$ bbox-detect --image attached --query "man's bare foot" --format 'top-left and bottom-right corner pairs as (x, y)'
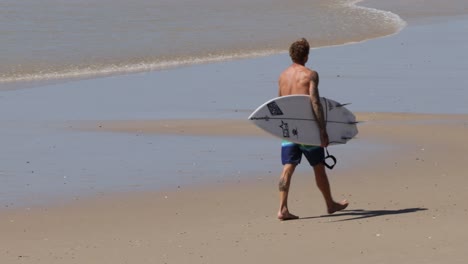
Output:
(277, 211), (299, 221)
(327, 200), (349, 214)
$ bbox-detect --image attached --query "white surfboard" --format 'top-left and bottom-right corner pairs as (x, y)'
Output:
(248, 95), (358, 145)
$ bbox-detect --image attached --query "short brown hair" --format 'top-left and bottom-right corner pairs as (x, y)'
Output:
(289, 38), (310, 64)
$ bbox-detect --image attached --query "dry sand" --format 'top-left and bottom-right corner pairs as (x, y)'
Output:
(1, 112), (468, 263)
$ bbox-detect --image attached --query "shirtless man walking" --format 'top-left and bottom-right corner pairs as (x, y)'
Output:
(277, 38), (348, 220)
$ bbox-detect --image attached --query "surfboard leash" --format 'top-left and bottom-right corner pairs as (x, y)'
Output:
(323, 147), (337, 170)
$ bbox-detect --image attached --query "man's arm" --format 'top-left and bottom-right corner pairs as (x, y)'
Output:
(278, 80), (282, 97)
(309, 71), (329, 147)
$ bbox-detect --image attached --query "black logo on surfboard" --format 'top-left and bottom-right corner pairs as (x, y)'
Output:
(279, 121), (290, 138)
(267, 101), (284, 116)
(292, 128), (298, 138)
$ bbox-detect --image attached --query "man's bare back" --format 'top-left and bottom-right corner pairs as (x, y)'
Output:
(278, 64), (317, 97)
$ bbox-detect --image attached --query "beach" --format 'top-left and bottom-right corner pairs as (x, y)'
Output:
(1, 112), (468, 263)
(1, 0), (468, 263)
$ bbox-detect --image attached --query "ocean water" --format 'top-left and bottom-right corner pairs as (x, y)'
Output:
(0, 0), (405, 84)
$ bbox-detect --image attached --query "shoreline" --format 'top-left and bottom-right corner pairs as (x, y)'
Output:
(73, 112), (468, 136)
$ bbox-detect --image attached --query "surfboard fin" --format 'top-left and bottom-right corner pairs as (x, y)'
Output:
(330, 141), (346, 144)
(336, 103), (351, 107)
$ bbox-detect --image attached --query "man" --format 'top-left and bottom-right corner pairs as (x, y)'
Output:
(277, 38), (348, 220)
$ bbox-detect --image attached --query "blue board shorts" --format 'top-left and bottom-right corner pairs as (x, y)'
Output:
(281, 140), (325, 166)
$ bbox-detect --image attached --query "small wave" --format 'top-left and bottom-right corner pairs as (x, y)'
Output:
(0, 49), (281, 84)
(0, 0), (407, 85)
(347, 0), (407, 32)
(309, 0), (407, 49)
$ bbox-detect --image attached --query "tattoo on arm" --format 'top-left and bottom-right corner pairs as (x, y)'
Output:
(310, 72), (326, 133)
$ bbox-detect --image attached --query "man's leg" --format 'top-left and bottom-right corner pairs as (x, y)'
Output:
(313, 163), (349, 214)
(278, 163), (299, 220)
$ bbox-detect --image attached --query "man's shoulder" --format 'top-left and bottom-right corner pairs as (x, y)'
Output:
(295, 65), (316, 77)
(279, 66), (293, 78)
(307, 68), (318, 82)
(305, 67), (318, 75)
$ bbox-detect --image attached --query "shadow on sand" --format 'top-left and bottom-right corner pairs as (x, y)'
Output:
(298, 207), (428, 222)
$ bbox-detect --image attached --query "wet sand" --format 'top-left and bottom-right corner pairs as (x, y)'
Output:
(1, 112), (468, 263)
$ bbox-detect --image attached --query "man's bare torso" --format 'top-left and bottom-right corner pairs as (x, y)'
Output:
(278, 64), (317, 97)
